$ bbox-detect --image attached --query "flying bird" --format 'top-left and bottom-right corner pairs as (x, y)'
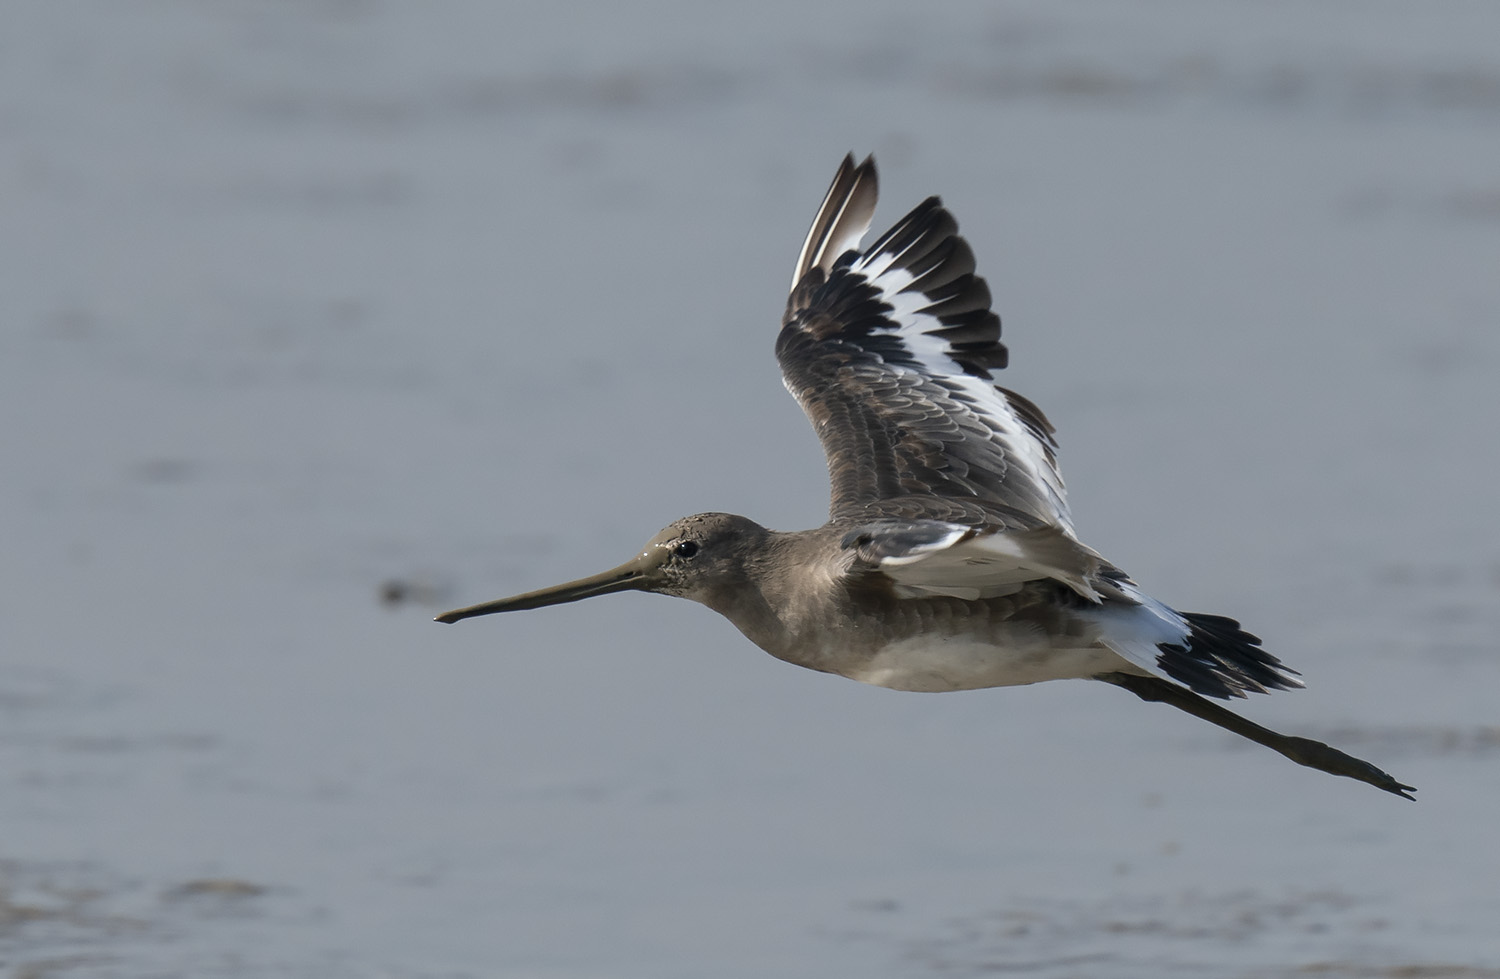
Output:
(438, 155), (1414, 799)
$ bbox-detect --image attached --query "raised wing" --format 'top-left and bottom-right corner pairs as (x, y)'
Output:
(777, 155), (1072, 530)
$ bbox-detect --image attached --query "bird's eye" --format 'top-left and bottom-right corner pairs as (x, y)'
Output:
(674, 540), (700, 559)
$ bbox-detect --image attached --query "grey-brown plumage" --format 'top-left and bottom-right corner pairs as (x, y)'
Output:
(437, 155), (1414, 800)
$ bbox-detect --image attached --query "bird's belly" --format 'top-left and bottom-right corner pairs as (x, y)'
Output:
(838, 633), (1131, 693)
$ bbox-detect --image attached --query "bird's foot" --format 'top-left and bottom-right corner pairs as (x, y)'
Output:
(1280, 735), (1416, 800)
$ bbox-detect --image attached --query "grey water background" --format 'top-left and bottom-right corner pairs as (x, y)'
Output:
(4, 2), (1500, 976)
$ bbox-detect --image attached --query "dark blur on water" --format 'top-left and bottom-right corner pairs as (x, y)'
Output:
(4, 2), (1500, 976)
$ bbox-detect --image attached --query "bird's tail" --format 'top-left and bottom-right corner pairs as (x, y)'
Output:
(1086, 579), (1303, 700)
(1157, 610), (1302, 699)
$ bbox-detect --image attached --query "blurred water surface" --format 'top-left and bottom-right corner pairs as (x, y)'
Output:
(4, 2), (1499, 976)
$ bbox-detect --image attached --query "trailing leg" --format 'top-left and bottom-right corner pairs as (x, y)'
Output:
(1097, 672), (1415, 799)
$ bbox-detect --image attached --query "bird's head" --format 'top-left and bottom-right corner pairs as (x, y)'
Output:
(435, 512), (771, 623)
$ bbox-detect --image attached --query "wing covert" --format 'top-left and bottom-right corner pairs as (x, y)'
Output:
(841, 518), (1103, 602)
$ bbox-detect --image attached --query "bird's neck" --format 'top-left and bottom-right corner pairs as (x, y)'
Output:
(698, 529), (853, 671)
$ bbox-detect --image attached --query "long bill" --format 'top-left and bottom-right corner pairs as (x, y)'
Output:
(434, 554), (655, 624)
